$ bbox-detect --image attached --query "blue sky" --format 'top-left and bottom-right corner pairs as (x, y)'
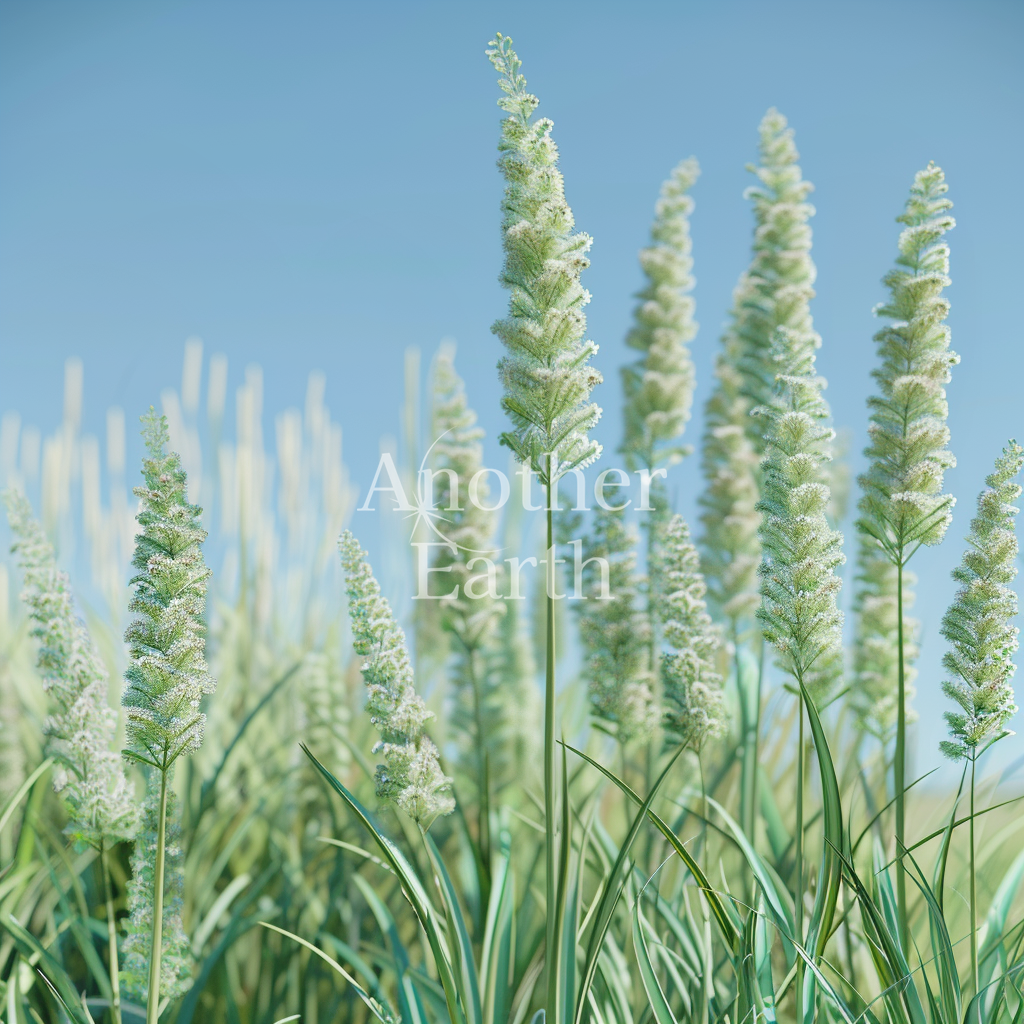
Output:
(2, 0), (1023, 772)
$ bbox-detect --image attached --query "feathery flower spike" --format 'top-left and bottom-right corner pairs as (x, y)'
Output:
(121, 411), (215, 773)
(340, 530), (454, 826)
(756, 332), (845, 690)
(857, 162), (958, 558)
(735, 109), (820, 452)
(940, 441), (1023, 760)
(575, 506), (659, 745)
(4, 490), (138, 849)
(698, 109), (818, 624)
(621, 158), (700, 473)
(487, 32), (603, 484)
(659, 515), (724, 751)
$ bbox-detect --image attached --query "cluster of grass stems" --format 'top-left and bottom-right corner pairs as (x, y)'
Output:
(1, 33), (1023, 1024)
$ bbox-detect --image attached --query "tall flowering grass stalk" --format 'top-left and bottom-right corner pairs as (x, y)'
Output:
(487, 34), (603, 1022)
(339, 529), (454, 827)
(575, 506), (658, 747)
(940, 440), (1023, 996)
(699, 109), (818, 838)
(856, 162), (957, 943)
(735, 109), (819, 454)
(620, 158), (700, 475)
(659, 515), (724, 754)
(756, 326), (844, 1019)
(621, 158), (701, 705)
(5, 490), (139, 1024)
(120, 410), (215, 1024)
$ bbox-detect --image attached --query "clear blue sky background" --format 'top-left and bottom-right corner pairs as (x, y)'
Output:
(2, 0), (1023, 774)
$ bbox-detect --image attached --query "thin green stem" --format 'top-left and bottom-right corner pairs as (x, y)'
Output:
(698, 754), (711, 1024)
(101, 843), (123, 1024)
(544, 483), (558, 1024)
(146, 770), (169, 1024)
(466, 645), (492, 901)
(795, 691), (805, 1023)
(970, 754), (978, 1007)
(895, 558), (908, 951)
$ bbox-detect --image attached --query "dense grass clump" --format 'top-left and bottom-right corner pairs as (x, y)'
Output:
(1, 33), (1022, 1024)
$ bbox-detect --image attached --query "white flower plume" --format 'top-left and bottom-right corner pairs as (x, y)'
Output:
(487, 32), (603, 484)
(621, 158), (700, 472)
(121, 411), (216, 773)
(339, 529), (454, 826)
(659, 515), (725, 752)
(857, 162), (958, 559)
(940, 441), (1023, 760)
(4, 490), (138, 849)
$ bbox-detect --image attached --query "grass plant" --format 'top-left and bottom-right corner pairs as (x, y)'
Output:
(0, 32), (1022, 1024)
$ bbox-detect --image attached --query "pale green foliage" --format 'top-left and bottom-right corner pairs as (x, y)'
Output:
(621, 158), (700, 472)
(857, 163), (958, 558)
(487, 33), (603, 484)
(121, 411), (215, 773)
(4, 490), (138, 849)
(575, 506), (658, 745)
(122, 777), (192, 1002)
(658, 515), (724, 751)
(852, 537), (919, 740)
(940, 441), (1023, 760)
(756, 335), (845, 686)
(339, 530), (454, 826)
(735, 109), (819, 451)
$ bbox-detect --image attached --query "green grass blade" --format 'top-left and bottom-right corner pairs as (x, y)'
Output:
(260, 921), (395, 1023)
(0, 759), (53, 841)
(425, 832), (483, 1024)
(632, 889), (679, 1024)
(4, 915), (90, 1024)
(564, 742), (739, 954)
(480, 845), (514, 1024)
(353, 873), (429, 1024)
(571, 745), (685, 1024)
(302, 743), (467, 1024)
(797, 676), (843, 963)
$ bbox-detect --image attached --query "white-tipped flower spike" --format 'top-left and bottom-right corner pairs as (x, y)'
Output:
(121, 411), (215, 772)
(857, 163), (958, 558)
(621, 158), (700, 473)
(487, 33), (603, 484)
(756, 333), (845, 688)
(121, 782), (192, 1001)
(4, 491), (138, 849)
(852, 537), (919, 740)
(659, 515), (724, 752)
(940, 441), (1024, 760)
(339, 530), (454, 826)
(735, 109), (819, 452)
(575, 507), (658, 745)
(698, 109), (817, 626)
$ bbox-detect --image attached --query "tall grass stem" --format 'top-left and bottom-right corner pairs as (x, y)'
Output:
(544, 485), (557, 1024)
(146, 771), (169, 1024)
(896, 558), (908, 950)
(101, 844), (122, 1024)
